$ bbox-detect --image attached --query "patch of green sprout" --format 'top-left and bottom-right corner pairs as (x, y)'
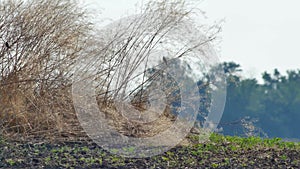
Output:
(5, 159), (16, 166)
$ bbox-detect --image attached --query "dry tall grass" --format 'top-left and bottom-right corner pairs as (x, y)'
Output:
(0, 0), (219, 143)
(0, 0), (93, 141)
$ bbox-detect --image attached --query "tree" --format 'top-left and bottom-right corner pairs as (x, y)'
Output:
(219, 67), (300, 138)
(215, 62), (267, 137)
(259, 69), (300, 138)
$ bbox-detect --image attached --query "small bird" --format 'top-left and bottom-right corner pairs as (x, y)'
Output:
(162, 56), (168, 65)
(5, 41), (10, 49)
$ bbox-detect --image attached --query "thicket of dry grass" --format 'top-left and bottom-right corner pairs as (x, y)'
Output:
(0, 0), (93, 140)
(0, 0), (218, 142)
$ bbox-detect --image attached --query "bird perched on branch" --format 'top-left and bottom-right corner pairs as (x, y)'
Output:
(0, 37), (11, 49)
(163, 56), (168, 65)
(5, 41), (11, 49)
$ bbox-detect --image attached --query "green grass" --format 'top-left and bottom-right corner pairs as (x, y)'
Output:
(0, 134), (299, 168)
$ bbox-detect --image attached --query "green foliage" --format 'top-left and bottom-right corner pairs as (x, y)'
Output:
(5, 159), (16, 166)
(216, 62), (300, 139)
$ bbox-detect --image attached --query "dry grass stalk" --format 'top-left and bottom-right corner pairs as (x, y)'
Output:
(0, 0), (93, 140)
(0, 0), (219, 144)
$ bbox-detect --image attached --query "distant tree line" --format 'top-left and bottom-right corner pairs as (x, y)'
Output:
(135, 59), (300, 139)
(209, 62), (300, 139)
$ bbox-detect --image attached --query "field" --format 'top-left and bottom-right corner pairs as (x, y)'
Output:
(1, 133), (299, 168)
(1, 0), (300, 168)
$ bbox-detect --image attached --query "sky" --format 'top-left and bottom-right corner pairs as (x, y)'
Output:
(85, 0), (300, 81)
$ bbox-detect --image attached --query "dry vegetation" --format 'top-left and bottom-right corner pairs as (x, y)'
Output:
(0, 0), (92, 140)
(1, 1), (299, 168)
(0, 0), (218, 143)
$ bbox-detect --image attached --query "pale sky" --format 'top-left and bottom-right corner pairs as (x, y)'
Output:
(86, 0), (300, 81)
